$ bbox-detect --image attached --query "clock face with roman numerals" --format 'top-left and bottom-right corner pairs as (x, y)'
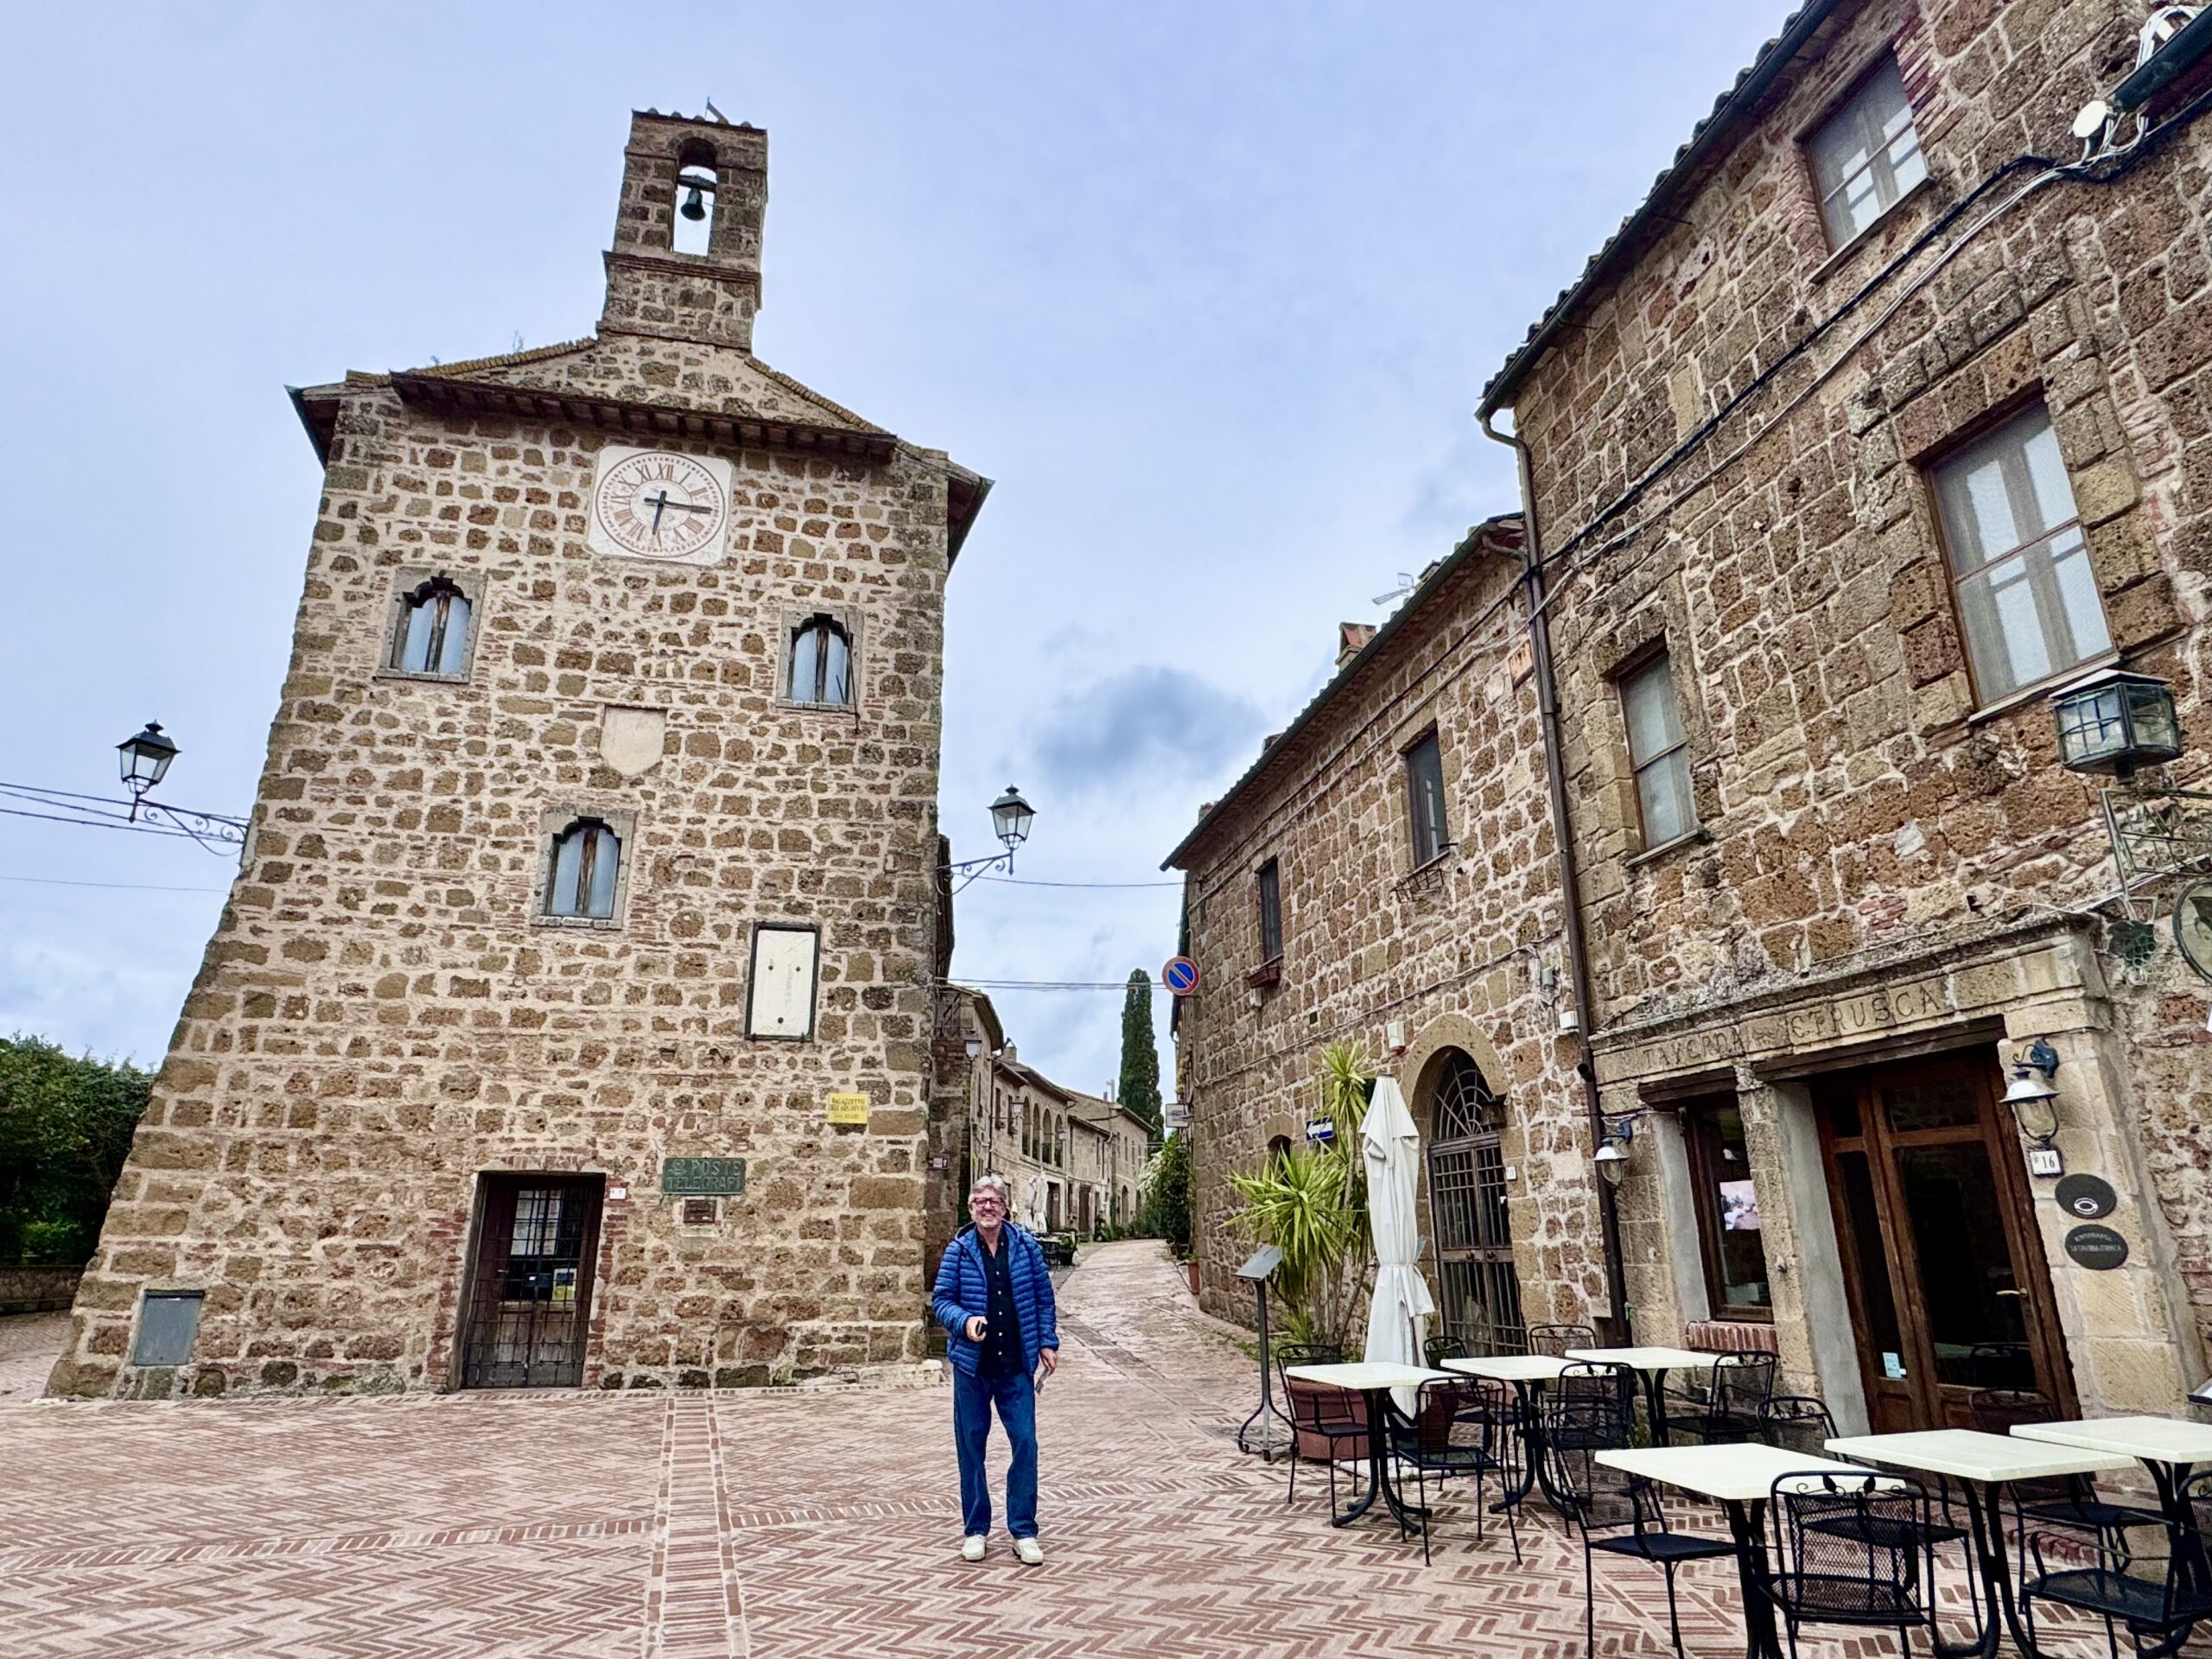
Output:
(588, 447), (732, 564)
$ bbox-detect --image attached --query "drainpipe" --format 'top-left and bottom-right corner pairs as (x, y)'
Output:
(1480, 408), (1633, 1345)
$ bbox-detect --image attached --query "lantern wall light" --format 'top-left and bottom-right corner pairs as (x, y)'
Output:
(2052, 668), (2183, 779)
(943, 785), (1039, 893)
(2000, 1038), (2062, 1147)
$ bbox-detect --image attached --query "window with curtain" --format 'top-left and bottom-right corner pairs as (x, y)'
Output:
(391, 578), (473, 677)
(1620, 652), (1696, 849)
(545, 818), (621, 919)
(788, 615), (853, 707)
(1932, 402), (2110, 702)
(1808, 57), (1926, 247)
(1405, 731), (1450, 867)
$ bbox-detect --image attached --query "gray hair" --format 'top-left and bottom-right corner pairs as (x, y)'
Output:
(969, 1173), (1011, 1205)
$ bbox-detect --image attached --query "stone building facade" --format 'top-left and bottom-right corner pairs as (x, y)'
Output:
(1069, 1092), (1152, 1231)
(1478, 0), (2212, 1433)
(1174, 0), (2212, 1434)
(1166, 518), (1605, 1345)
(48, 111), (987, 1399)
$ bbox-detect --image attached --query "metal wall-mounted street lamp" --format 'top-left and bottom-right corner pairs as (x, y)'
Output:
(2052, 668), (2183, 779)
(2000, 1038), (2063, 1147)
(116, 722), (179, 817)
(944, 785), (1039, 893)
(1594, 1116), (1637, 1185)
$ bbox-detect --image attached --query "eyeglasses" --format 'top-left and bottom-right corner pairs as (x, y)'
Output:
(969, 1196), (1005, 1209)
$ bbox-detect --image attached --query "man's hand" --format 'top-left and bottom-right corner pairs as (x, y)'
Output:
(964, 1315), (987, 1342)
(1039, 1347), (1058, 1376)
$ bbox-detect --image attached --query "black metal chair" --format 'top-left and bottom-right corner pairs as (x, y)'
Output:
(1529, 1322), (1598, 1358)
(1755, 1395), (1837, 1460)
(1663, 1350), (1777, 1445)
(1970, 1387), (2164, 1569)
(1274, 1340), (1343, 1406)
(1281, 1372), (1368, 1520)
(1553, 1360), (1636, 1443)
(1424, 1333), (1470, 1370)
(2019, 1471), (2212, 1659)
(1543, 1392), (1734, 1659)
(1766, 1471), (1940, 1659)
(1389, 1376), (1522, 1565)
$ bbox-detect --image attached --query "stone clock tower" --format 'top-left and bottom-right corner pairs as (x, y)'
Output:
(48, 111), (988, 1398)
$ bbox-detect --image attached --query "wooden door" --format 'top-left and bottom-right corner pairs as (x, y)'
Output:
(459, 1174), (604, 1389)
(1815, 1052), (2072, 1430)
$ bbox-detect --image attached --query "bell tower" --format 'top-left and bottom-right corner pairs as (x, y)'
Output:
(600, 111), (768, 353)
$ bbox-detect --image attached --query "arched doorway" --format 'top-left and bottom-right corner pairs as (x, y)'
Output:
(1424, 1050), (1525, 1354)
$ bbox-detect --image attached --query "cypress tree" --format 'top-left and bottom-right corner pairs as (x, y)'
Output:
(1118, 969), (1163, 1140)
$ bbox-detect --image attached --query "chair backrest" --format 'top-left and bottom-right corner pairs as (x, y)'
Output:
(1528, 1322), (1596, 1358)
(1756, 1395), (1837, 1461)
(1770, 1471), (1934, 1616)
(1284, 1376), (1367, 1437)
(1406, 1376), (1506, 1456)
(1711, 1350), (1778, 1416)
(1967, 1386), (2054, 1435)
(1424, 1334), (1470, 1370)
(1542, 1397), (1650, 1535)
(1274, 1341), (1343, 1402)
(1554, 1359), (1621, 1406)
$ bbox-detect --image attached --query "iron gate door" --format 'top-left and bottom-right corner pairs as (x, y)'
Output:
(459, 1174), (604, 1389)
(1424, 1051), (1525, 1354)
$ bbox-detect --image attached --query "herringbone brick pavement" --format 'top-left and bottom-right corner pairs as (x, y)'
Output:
(0, 1247), (2127, 1657)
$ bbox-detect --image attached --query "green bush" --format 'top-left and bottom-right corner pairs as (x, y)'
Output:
(0, 1036), (151, 1265)
(1140, 1130), (1192, 1257)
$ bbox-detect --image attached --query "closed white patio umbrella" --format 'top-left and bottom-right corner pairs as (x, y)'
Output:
(1360, 1076), (1437, 1412)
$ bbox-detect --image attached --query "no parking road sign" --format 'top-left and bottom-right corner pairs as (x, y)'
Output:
(1162, 956), (1198, 996)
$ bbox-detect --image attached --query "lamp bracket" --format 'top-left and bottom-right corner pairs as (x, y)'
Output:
(2099, 781), (2212, 905)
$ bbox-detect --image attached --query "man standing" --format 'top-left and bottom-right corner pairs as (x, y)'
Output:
(931, 1173), (1058, 1564)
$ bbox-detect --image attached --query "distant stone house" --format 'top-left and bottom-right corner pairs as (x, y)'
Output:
(1070, 1093), (1153, 1231)
(1174, 0), (2212, 1433)
(49, 110), (988, 1399)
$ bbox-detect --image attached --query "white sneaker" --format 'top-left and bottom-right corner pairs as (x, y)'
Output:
(1013, 1535), (1044, 1567)
(960, 1535), (987, 1562)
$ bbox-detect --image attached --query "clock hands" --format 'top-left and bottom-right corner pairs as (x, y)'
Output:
(640, 489), (712, 542)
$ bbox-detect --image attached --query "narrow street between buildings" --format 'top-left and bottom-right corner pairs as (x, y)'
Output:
(0, 1242), (2050, 1656)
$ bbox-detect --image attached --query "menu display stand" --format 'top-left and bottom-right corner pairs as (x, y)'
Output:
(1234, 1245), (1293, 1459)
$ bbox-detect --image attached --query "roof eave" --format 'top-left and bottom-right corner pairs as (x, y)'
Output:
(1160, 513), (1524, 872)
(1478, 0), (1840, 417)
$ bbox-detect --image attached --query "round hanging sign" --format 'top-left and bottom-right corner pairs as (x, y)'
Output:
(1162, 956), (1199, 996)
(2063, 1224), (2130, 1271)
(2053, 1173), (2118, 1220)
(2173, 879), (2212, 983)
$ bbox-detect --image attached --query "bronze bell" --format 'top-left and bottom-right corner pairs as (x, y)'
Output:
(680, 186), (707, 222)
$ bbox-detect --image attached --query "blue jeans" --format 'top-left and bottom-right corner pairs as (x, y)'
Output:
(953, 1366), (1038, 1537)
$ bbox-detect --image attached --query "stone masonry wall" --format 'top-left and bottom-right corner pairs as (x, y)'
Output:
(49, 312), (966, 1397)
(1173, 541), (1603, 1337)
(1503, 0), (2212, 1359)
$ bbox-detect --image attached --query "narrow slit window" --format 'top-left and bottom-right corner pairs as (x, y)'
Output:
(1808, 57), (1927, 247)
(1405, 732), (1450, 867)
(1933, 403), (2110, 702)
(1621, 652), (1696, 849)
(1256, 858), (1283, 963)
(391, 578), (473, 677)
(788, 616), (853, 707)
(672, 158), (717, 257)
(546, 818), (621, 919)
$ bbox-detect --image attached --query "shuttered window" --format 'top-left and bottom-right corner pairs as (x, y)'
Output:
(1405, 732), (1450, 867)
(747, 925), (819, 1039)
(1621, 652), (1696, 849)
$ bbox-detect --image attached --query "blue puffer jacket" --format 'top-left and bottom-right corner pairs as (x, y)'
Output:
(932, 1223), (1058, 1377)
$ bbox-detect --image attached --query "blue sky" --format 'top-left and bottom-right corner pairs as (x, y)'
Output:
(0, 1), (1788, 1094)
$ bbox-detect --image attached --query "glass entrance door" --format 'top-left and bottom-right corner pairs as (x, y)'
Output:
(1815, 1052), (2071, 1430)
(459, 1173), (604, 1389)
(1424, 1050), (1525, 1355)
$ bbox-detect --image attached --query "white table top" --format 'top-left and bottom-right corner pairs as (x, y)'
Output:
(2012, 1415), (2212, 1465)
(1567, 1345), (1713, 1373)
(1599, 1443), (1879, 1503)
(1284, 1362), (1452, 1391)
(1827, 1428), (2133, 1484)
(1442, 1354), (1573, 1382)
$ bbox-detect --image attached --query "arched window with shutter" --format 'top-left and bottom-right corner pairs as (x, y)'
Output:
(391, 577), (474, 677)
(545, 818), (622, 919)
(788, 614), (854, 707)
